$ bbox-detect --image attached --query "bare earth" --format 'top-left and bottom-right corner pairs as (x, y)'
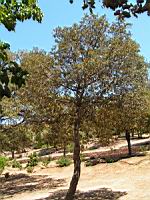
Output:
(1, 140), (150, 200)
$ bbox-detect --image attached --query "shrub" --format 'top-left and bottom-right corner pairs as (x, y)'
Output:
(27, 166), (34, 173)
(140, 145), (149, 154)
(105, 158), (115, 163)
(80, 153), (85, 162)
(67, 143), (74, 153)
(26, 152), (38, 167)
(42, 157), (52, 167)
(85, 158), (99, 167)
(38, 149), (52, 157)
(56, 157), (71, 167)
(85, 157), (106, 167)
(11, 159), (22, 170)
(0, 156), (8, 174)
(88, 145), (99, 150)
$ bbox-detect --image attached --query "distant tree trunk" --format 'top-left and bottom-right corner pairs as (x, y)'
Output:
(125, 130), (132, 156)
(63, 141), (66, 157)
(53, 140), (58, 151)
(11, 150), (15, 159)
(138, 131), (142, 139)
(131, 130), (134, 138)
(65, 107), (81, 200)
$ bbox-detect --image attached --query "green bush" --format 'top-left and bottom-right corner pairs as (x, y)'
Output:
(67, 143), (74, 153)
(33, 143), (43, 149)
(0, 156), (8, 174)
(11, 159), (22, 170)
(42, 157), (52, 167)
(80, 153), (85, 162)
(85, 158), (99, 167)
(88, 145), (99, 150)
(105, 158), (115, 163)
(140, 145), (149, 154)
(27, 166), (34, 173)
(56, 157), (71, 167)
(26, 152), (38, 167)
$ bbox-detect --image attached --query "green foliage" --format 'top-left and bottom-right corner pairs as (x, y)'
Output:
(26, 152), (38, 167)
(42, 157), (52, 167)
(139, 145), (149, 154)
(67, 143), (74, 153)
(80, 153), (85, 162)
(88, 145), (99, 150)
(0, 41), (28, 100)
(26, 166), (34, 173)
(11, 159), (22, 170)
(85, 157), (102, 167)
(0, 156), (8, 174)
(0, 0), (43, 101)
(56, 157), (71, 167)
(85, 160), (93, 167)
(70, 0), (150, 18)
(0, 0), (43, 31)
(0, 125), (31, 156)
(105, 158), (115, 163)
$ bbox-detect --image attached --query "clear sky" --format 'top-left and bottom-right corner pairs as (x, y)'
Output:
(0, 0), (150, 62)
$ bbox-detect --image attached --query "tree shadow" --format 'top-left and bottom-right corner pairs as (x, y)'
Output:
(36, 188), (127, 200)
(0, 173), (65, 197)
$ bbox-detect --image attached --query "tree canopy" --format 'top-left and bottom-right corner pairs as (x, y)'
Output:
(70, 0), (150, 18)
(0, 0), (43, 103)
(0, 0), (43, 31)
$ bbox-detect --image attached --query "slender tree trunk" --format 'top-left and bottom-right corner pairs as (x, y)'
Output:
(53, 140), (58, 151)
(11, 150), (15, 159)
(65, 108), (81, 200)
(138, 131), (142, 139)
(63, 141), (66, 157)
(125, 130), (132, 156)
(132, 130), (134, 138)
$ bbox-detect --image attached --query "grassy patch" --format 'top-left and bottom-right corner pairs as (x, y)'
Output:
(56, 157), (71, 167)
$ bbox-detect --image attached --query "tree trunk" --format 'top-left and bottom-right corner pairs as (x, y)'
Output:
(125, 130), (132, 156)
(63, 141), (66, 157)
(65, 108), (81, 200)
(11, 150), (15, 159)
(131, 130), (134, 138)
(138, 131), (142, 139)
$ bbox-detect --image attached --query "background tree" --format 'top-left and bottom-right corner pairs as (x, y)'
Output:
(0, 124), (31, 159)
(113, 89), (148, 156)
(16, 49), (52, 121)
(16, 49), (72, 151)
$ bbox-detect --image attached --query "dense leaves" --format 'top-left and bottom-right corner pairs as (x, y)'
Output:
(0, 41), (28, 100)
(70, 0), (150, 18)
(0, 0), (43, 101)
(0, 0), (43, 31)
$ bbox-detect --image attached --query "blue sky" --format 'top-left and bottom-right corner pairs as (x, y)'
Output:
(0, 0), (150, 61)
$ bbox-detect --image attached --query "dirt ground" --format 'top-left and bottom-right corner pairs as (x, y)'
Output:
(1, 139), (150, 200)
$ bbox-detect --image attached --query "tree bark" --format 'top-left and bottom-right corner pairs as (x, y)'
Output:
(125, 130), (132, 156)
(65, 108), (81, 200)
(63, 141), (66, 157)
(11, 150), (15, 159)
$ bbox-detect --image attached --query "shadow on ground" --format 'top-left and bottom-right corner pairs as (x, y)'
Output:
(0, 173), (65, 197)
(37, 188), (127, 200)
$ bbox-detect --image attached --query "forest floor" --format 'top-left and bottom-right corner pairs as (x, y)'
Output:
(0, 138), (150, 200)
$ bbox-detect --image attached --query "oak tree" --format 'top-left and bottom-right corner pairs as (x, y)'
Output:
(50, 14), (147, 199)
